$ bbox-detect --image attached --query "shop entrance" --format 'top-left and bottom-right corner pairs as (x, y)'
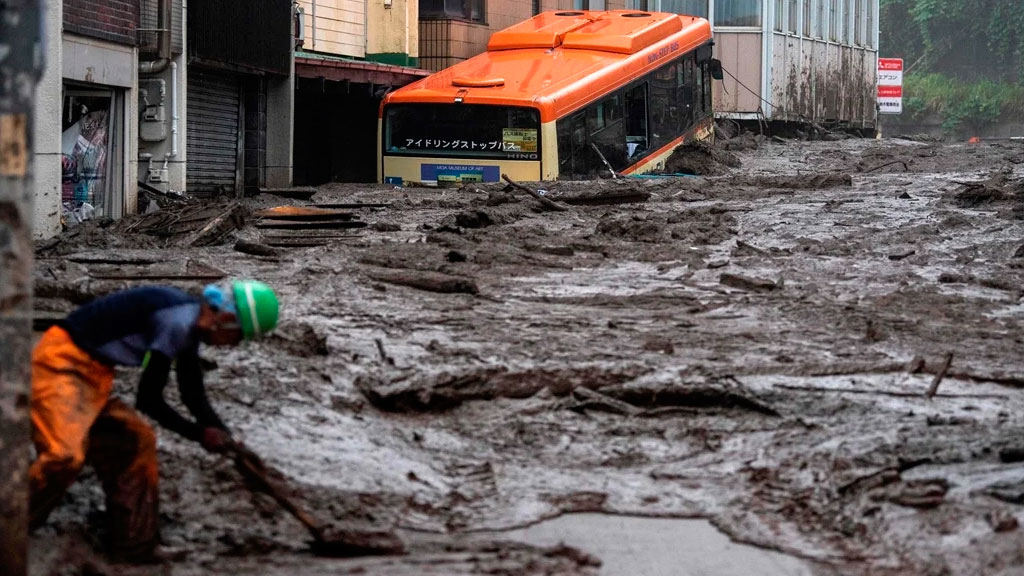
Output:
(61, 85), (124, 224)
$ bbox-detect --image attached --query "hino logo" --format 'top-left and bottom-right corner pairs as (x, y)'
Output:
(507, 153), (538, 160)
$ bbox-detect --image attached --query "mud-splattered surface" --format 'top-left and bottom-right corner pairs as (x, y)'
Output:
(29, 138), (1024, 576)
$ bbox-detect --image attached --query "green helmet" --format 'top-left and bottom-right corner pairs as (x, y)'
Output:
(232, 280), (279, 340)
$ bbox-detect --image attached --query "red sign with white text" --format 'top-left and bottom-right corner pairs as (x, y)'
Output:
(878, 58), (904, 114)
(878, 86), (903, 98)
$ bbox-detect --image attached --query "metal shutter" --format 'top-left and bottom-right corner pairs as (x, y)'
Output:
(186, 69), (241, 196)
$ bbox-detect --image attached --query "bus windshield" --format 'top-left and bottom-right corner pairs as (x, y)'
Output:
(384, 104), (540, 160)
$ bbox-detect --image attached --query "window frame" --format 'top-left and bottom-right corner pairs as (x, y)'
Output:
(419, 0), (487, 24)
(713, 0), (762, 29)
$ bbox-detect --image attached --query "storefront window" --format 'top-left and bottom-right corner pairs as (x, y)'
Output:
(714, 0), (761, 27)
(573, 0), (607, 9)
(662, 0), (708, 18)
(420, 0), (486, 22)
(62, 89), (114, 224)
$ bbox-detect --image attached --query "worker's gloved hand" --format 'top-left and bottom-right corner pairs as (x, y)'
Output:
(200, 427), (232, 453)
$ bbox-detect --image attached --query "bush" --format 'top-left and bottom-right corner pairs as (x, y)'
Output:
(903, 73), (1024, 134)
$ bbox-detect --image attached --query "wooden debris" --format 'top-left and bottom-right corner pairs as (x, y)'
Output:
(926, 352), (954, 398)
(311, 202), (390, 209)
(570, 387), (642, 416)
(255, 220), (368, 230)
(366, 268), (479, 295)
(501, 174), (569, 212)
(374, 338), (395, 366)
(234, 239), (281, 258)
(888, 249), (916, 261)
(719, 272), (779, 292)
(181, 202), (247, 247)
(864, 160), (909, 173)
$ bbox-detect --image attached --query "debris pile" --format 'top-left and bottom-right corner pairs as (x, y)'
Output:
(662, 141), (741, 176)
(253, 205), (372, 248)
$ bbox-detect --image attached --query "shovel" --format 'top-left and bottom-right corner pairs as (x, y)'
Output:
(225, 441), (406, 557)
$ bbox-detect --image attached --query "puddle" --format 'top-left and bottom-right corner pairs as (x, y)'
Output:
(500, 513), (815, 576)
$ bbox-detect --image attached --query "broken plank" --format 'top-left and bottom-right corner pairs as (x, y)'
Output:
(367, 268), (479, 295)
(234, 239), (281, 257)
(88, 273), (226, 281)
(308, 203), (391, 209)
(256, 220), (368, 230)
(502, 174), (569, 212)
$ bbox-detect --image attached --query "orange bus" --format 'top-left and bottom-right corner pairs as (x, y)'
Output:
(378, 10), (722, 185)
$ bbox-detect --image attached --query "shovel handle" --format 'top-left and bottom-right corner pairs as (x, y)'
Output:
(227, 442), (326, 541)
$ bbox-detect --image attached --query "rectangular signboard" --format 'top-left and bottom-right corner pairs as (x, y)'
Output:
(878, 58), (904, 114)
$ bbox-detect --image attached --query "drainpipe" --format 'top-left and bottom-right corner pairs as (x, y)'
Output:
(140, 0), (172, 74)
(167, 61), (178, 158)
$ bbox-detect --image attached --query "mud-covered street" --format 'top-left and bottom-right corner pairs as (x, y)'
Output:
(29, 136), (1024, 576)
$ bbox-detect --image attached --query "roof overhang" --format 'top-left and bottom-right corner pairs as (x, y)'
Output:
(295, 54), (431, 86)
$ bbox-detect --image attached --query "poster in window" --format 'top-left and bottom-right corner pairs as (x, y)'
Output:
(502, 128), (538, 153)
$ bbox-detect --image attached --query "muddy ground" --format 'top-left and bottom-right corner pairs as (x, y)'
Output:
(28, 136), (1024, 576)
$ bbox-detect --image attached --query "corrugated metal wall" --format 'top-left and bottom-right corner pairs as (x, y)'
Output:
(186, 70), (242, 196)
(769, 34), (875, 125)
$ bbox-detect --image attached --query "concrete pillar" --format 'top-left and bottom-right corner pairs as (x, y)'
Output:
(33, 0), (63, 239)
(138, 50), (188, 194)
(265, 37), (294, 188)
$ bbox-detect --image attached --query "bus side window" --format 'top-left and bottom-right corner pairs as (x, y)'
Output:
(588, 95), (627, 171)
(680, 58), (695, 128)
(625, 83), (648, 160)
(694, 60), (705, 116)
(557, 112), (590, 178)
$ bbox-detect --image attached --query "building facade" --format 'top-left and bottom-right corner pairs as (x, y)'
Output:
(292, 0), (428, 185)
(34, 0), (296, 240)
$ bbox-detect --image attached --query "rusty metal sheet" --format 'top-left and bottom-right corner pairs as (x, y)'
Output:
(254, 206), (357, 221)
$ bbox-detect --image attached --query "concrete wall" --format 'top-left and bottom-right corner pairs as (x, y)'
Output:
(367, 0), (419, 65)
(298, 0), (366, 57)
(34, 0), (63, 239)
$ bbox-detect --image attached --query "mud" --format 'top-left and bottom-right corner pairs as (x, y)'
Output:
(29, 138), (1024, 576)
(663, 142), (741, 175)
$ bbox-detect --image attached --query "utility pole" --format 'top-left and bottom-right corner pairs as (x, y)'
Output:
(0, 1), (44, 575)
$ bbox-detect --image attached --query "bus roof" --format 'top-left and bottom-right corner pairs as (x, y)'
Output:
(381, 10), (712, 123)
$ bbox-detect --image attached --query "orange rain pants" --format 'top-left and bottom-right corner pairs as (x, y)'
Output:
(29, 326), (159, 559)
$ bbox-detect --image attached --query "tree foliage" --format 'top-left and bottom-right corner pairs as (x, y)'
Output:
(881, 0), (1024, 81)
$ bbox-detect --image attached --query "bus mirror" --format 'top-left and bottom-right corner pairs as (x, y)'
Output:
(709, 59), (724, 81)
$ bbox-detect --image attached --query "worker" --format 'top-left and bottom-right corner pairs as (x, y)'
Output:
(29, 280), (279, 562)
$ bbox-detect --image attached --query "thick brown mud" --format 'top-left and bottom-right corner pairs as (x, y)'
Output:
(29, 138), (1024, 576)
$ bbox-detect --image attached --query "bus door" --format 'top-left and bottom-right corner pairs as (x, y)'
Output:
(624, 84), (648, 162)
